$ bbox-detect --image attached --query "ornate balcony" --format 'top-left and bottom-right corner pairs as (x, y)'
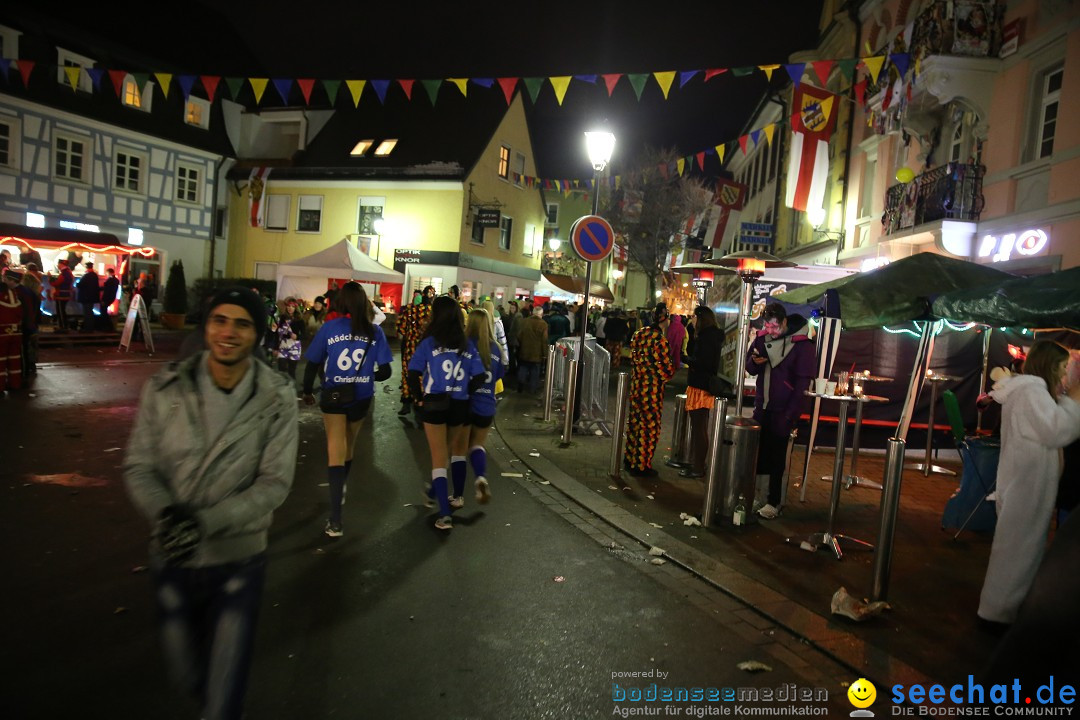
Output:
(882, 162), (985, 236)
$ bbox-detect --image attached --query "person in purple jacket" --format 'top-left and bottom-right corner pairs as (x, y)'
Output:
(746, 303), (816, 519)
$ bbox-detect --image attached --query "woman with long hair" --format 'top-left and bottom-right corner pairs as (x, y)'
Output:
(680, 306), (727, 478)
(623, 303), (675, 477)
(302, 282), (393, 538)
(407, 295), (486, 530)
(978, 340), (1080, 628)
(464, 308), (505, 505)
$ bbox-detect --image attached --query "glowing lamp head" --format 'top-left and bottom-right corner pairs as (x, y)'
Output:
(691, 269), (714, 289)
(735, 258), (765, 277)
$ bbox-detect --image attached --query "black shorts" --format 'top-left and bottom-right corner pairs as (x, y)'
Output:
(421, 397), (471, 426)
(321, 396), (372, 422)
(470, 413), (494, 429)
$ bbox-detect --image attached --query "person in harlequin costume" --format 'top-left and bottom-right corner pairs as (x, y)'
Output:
(1, 269), (26, 392)
(622, 304), (675, 477)
(396, 285), (435, 416)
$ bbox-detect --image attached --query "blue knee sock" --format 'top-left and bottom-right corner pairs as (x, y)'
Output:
(451, 456), (467, 497)
(469, 446), (486, 478)
(431, 471), (451, 516)
(328, 466), (347, 525)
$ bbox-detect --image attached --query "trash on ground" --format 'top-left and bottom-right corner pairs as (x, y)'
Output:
(501, 472), (524, 478)
(608, 485), (618, 490)
(648, 522), (664, 529)
(648, 547), (665, 556)
(646, 494), (655, 500)
(529, 452), (540, 457)
(737, 661), (772, 673)
(553, 576), (565, 583)
(831, 587), (891, 621)
(650, 558), (666, 565)
(26, 472), (107, 488)
(318, 482), (328, 487)
(680, 513), (702, 527)
(799, 541), (817, 552)
(104, 447), (122, 453)
(538, 480), (550, 485)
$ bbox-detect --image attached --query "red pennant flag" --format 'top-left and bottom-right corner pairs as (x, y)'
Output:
(398, 79), (415, 100)
(601, 74), (621, 96)
(811, 60), (835, 85)
(496, 77), (518, 104)
(296, 78), (315, 104)
(854, 78), (867, 106)
(108, 69), (127, 97)
(201, 75), (221, 103)
(16, 60), (35, 86)
(704, 68), (727, 82)
(738, 135), (750, 155)
(696, 151), (705, 171)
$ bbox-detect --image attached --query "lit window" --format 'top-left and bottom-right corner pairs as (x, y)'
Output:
(123, 78), (142, 109)
(498, 145), (510, 179)
(184, 97), (210, 130)
(374, 139), (397, 156)
(54, 134), (88, 182)
(351, 139), (374, 156)
(176, 163), (201, 203)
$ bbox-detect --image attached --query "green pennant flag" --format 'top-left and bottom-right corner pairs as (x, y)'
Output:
(523, 77), (545, 103)
(836, 58), (858, 82)
(322, 79), (341, 105)
(132, 72), (149, 89)
(421, 79), (442, 105)
(731, 67), (754, 77)
(225, 77), (245, 100)
(626, 73), (649, 100)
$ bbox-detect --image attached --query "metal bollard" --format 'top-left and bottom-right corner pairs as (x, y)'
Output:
(608, 372), (631, 478)
(871, 438), (906, 602)
(665, 394), (690, 468)
(560, 358), (579, 445)
(701, 397), (728, 527)
(542, 345), (557, 422)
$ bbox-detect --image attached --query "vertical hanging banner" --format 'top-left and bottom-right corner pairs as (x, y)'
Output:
(704, 178), (748, 250)
(248, 167), (272, 227)
(785, 84), (838, 212)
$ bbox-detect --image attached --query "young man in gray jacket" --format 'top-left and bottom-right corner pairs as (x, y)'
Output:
(124, 286), (298, 720)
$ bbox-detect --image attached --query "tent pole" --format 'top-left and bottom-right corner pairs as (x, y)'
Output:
(896, 321), (935, 442)
(976, 327), (992, 433)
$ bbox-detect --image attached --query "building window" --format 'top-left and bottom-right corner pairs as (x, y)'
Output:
(54, 133), (88, 182)
(523, 223), (537, 257)
(545, 202), (558, 226)
(121, 77), (152, 112)
(357, 198), (384, 235)
(264, 195), (289, 231)
(56, 47), (94, 93)
(0, 117), (19, 171)
(176, 163), (202, 204)
(499, 216), (513, 251)
(297, 195), (323, 233)
(512, 151), (525, 186)
(185, 96), (210, 130)
(1036, 66), (1063, 159)
(114, 150), (145, 193)
(497, 145), (510, 180)
(0, 24), (21, 60)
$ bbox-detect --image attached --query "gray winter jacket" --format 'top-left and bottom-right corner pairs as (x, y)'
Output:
(123, 352), (299, 566)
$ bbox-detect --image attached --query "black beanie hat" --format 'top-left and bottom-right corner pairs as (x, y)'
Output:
(207, 286), (267, 339)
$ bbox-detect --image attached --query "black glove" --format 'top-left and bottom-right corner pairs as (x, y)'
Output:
(156, 504), (203, 566)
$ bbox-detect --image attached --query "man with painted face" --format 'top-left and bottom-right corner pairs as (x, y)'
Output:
(746, 302), (816, 519)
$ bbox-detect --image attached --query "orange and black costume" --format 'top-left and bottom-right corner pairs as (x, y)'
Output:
(623, 325), (675, 472)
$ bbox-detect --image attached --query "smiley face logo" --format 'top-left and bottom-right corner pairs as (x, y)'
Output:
(848, 678), (877, 709)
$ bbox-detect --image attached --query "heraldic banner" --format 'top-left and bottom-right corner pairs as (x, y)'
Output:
(785, 84), (838, 213)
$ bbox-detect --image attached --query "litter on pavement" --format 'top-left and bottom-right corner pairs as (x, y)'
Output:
(830, 587), (891, 621)
(736, 661), (772, 673)
(648, 547), (665, 556)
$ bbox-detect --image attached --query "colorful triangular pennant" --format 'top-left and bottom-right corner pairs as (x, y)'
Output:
(522, 77), (544, 103)
(496, 77), (517, 104)
(784, 63), (805, 88)
(679, 70), (699, 88)
(225, 77), (244, 100)
(421, 79), (441, 105)
(549, 76), (572, 105)
(63, 66), (81, 91)
(758, 64), (780, 81)
(811, 60), (834, 85)
(372, 79), (391, 104)
(398, 79), (415, 100)
(627, 73), (649, 100)
(861, 56), (886, 84)
(448, 78), (468, 96)
(323, 79), (341, 105)
(601, 74), (621, 96)
(296, 78), (315, 105)
(201, 75), (221, 103)
(346, 79), (366, 107)
(654, 71), (676, 99)
(108, 69), (127, 96)
(155, 72), (172, 97)
(272, 78), (292, 104)
(177, 75), (197, 100)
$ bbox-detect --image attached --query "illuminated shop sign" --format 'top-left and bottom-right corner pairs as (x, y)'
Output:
(977, 229), (1048, 263)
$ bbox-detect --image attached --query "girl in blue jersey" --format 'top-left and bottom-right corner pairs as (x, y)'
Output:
(464, 308), (505, 505)
(302, 282), (392, 538)
(407, 296), (486, 530)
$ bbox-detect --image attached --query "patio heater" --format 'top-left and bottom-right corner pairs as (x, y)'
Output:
(670, 262), (726, 308)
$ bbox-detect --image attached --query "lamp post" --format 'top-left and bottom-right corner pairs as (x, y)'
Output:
(706, 251), (795, 416)
(571, 130), (615, 426)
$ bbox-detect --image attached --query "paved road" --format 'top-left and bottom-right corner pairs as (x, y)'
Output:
(2, 349), (856, 719)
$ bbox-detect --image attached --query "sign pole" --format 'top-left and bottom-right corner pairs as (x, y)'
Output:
(568, 208), (615, 428)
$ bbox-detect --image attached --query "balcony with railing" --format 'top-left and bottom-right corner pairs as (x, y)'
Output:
(882, 162), (985, 236)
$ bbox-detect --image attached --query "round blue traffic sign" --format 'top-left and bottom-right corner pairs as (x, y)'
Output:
(570, 215), (615, 262)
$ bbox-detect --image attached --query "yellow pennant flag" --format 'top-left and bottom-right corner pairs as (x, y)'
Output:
(154, 73), (172, 98)
(758, 64), (780, 81)
(763, 123), (775, 146)
(862, 56), (886, 84)
(915, 58), (922, 76)
(64, 66), (81, 91)
(346, 80), (366, 106)
(676, 158), (685, 176)
(249, 78), (269, 104)
(549, 76), (572, 105)
(614, 175), (621, 190)
(653, 71), (676, 99)
(715, 144), (726, 164)
(448, 78), (468, 96)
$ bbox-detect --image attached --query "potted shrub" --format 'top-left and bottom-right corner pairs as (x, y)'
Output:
(160, 260), (188, 330)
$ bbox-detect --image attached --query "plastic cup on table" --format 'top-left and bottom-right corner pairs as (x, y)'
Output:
(814, 378), (828, 394)
(825, 381), (837, 395)
(837, 371), (850, 395)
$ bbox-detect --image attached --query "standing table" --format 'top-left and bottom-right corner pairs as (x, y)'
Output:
(905, 373), (959, 477)
(795, 391), (889, 560)
(843, 373), (893, 489)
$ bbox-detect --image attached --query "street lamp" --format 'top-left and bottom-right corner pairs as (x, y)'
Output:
(571, 129), (615, 428)
(548, 237), (562, 252)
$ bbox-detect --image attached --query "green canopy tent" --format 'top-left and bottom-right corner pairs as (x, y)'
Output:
(931, 266), (1080, 332)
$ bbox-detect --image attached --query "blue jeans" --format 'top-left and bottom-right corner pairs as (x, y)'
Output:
(153, 554), (267, 720)
(518, 361), (540, 394)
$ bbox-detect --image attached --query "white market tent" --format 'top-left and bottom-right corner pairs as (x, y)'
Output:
(275, 238), (405, 301)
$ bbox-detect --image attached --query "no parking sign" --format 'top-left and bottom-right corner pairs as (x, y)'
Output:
(570, 215), (615, 263)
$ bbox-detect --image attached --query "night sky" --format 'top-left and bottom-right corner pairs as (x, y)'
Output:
(29, 0), (825, 181)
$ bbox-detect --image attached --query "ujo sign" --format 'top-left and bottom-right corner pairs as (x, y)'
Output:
(977, 228), (1048, 263)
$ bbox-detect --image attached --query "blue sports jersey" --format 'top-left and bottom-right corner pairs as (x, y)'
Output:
(305, 317), (392, 401)
(469, 341), (506, 417)
(408, 336), (485, 400)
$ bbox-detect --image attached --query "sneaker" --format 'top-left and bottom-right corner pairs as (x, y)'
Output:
(450, 496), (465, 509)
(756, 504), (781, 520)
(324, 520), (343, 538)
(434, 515), (453, 531)
(475, 476), (491, 504)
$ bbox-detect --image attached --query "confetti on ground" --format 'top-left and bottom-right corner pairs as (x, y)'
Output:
(650, 558), (666, 565)
(679, 513), (702, 527)
(648, 547), (665, 556)
(529, 452), (540, 457)
(501, 473), (524, 477)
(553, 576), (565, 583)
(646, 495), (655, 500)
(538, 480), (550, 485)
(648, 522), (664, 529)
(608, 485), (618, 490)
(737, 661), (772, 673)
(104, 447), (122, 453)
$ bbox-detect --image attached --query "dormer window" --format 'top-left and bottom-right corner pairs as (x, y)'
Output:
(374, 139), (397, 156)
(351, 139), (374, 156)
(56, 47), (95, 93)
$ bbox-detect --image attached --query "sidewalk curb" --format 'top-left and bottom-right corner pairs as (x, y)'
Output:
(494, 402), (935, 690)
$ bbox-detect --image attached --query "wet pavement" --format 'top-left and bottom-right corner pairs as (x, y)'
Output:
(2, 331), (872, 719)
